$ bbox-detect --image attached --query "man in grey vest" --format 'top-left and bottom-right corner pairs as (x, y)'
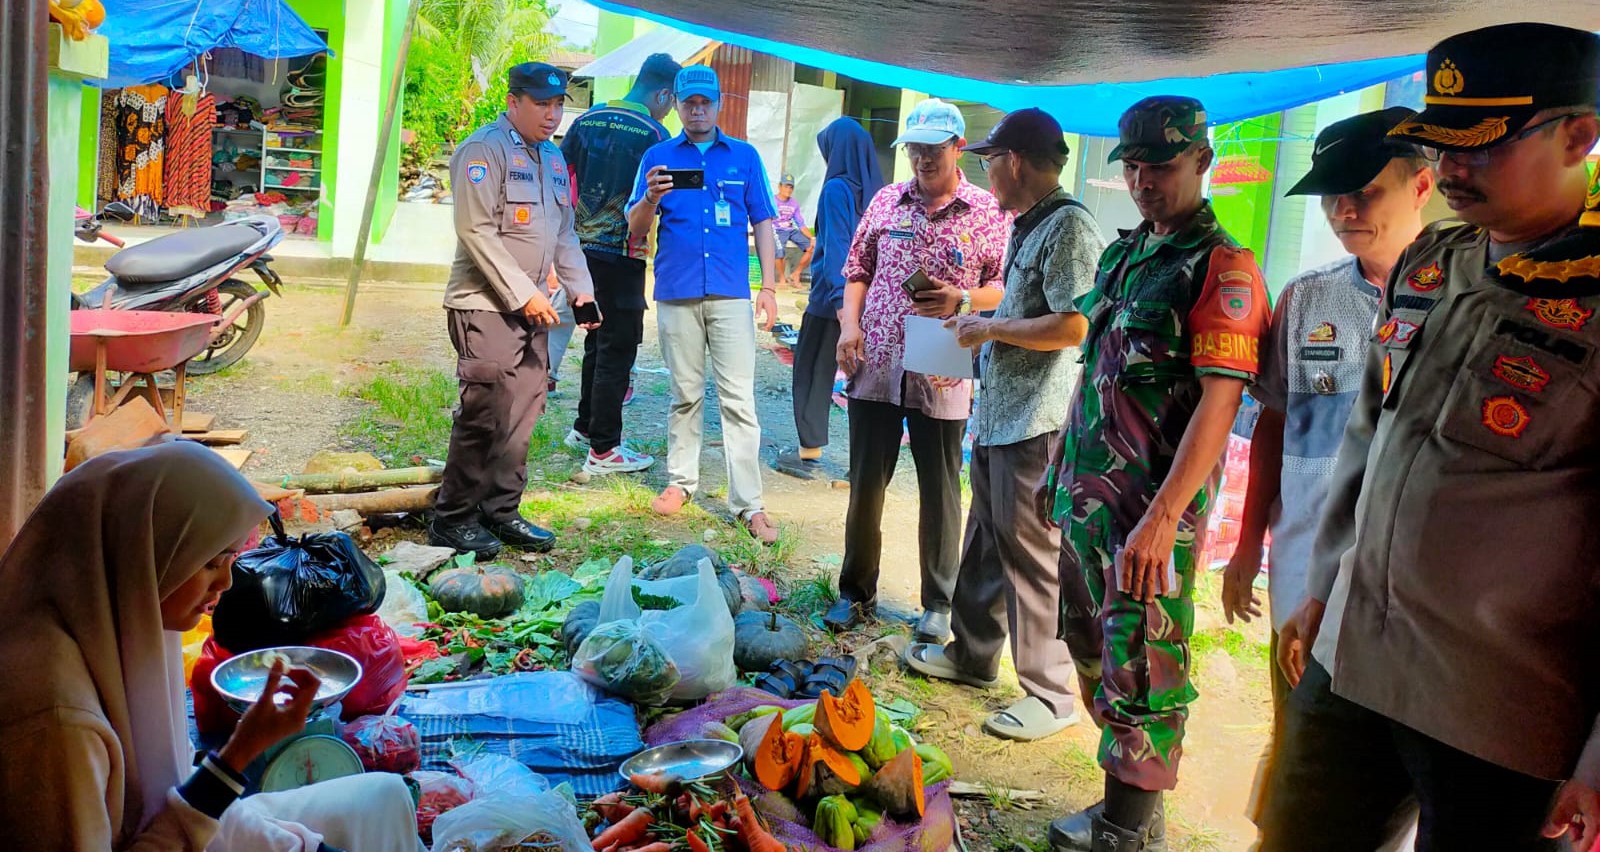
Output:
(429, 62), (598, 559)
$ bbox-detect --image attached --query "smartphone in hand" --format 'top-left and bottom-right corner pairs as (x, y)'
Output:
(900, 268), (937, 297)
(572, 300), (602, 325)
(661, 168), (705, 190)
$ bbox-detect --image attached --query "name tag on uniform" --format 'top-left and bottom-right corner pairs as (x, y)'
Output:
(715, 200), (732, 227)
(888, 229), (914, 240)
(1299, 345), (1342, 362)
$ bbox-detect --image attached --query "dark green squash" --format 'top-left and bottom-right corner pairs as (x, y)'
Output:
(560, 600), (601, 655)
(640, 545), (742, 616)
(428, 564), (525, 618)
(732, 610), (809, 672)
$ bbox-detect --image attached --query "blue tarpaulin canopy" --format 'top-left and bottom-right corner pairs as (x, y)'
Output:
(95, 0), (331, 90)
(586, 0), (1600, 135)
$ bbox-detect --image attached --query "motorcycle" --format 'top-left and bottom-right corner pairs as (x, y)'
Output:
(69, 205), (286, 427)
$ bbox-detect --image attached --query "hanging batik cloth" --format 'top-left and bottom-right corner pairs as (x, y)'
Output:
(114, 84), (168, 218)
(164, 91), (216, 218)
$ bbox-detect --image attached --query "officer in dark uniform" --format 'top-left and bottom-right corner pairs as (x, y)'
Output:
(429, 62), (599, 558)
(1261, 23), (1600, 852)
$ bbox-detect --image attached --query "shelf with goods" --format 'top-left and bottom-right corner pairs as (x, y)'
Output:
(259, 128), (323, 196)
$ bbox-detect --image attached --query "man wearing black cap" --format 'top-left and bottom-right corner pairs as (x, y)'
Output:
(1039, 95), (1270, 852)
(1260, 22), (1600, 851)
(430, 62), (600, 559)
(902, 108), (1105, 745)
(1220, 106), (1432, 847)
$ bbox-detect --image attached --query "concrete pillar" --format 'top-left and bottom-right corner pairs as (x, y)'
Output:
(328, 0), (387, 258)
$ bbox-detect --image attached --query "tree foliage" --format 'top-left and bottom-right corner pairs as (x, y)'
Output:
(402, 0), (559, 165)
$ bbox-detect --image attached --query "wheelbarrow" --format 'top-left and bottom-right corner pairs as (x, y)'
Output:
(69, 309), (221, 432)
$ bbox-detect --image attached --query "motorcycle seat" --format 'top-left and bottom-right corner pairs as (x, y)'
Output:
(104, 222), (263, 285)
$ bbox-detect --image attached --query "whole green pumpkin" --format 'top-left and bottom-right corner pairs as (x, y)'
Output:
(732, 610), (809, 672)
(429, 564), (525, 618)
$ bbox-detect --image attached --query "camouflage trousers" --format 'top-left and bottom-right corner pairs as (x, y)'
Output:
(1057, 517), (1200, 791)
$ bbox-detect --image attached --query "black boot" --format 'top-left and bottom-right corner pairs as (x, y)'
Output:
(1089, 813), (1145, 852)
(429, 520), (502, 559)
(1145, 798), (1166, 852)
(1047, 801), (1102, 852)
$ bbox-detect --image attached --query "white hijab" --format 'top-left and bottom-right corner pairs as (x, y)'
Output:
(0, 442), (271, 843)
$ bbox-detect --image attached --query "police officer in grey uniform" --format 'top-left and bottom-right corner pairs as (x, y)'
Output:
(429, 62), (598, 559)
(1260, 23), (1600, 851)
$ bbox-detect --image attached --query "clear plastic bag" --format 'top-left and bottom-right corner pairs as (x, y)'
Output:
(571, 621), (681, 706)
(640, 557), (736, 701)
(430, 789), (590, 852)
(414, 770), (474, 844)
(340, 698), (421, 774)
(450, 753), (550, 801)
(583, 556), (735, 702)
(376, 570), (430, 638)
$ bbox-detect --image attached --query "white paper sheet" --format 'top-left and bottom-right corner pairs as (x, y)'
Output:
(903, 315), (975, 379)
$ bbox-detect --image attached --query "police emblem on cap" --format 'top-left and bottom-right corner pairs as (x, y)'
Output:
(1433, 60), (1465, 96)
(548, 73), (561, 86)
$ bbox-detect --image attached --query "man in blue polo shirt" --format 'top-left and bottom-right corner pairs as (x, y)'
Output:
(626, 64), (781, 544)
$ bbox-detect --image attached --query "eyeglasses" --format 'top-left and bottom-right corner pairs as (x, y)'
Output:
(1420, 112), (1582, 166)
(978, 151), (1010, 173)
(905, 142), (954, 160)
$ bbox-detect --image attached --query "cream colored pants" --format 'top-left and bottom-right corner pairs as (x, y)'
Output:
(656, 296), (765, 519)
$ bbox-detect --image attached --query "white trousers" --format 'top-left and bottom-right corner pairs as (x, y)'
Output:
(656, 297), (765, 519)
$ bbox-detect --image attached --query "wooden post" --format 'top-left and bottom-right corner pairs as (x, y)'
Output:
(338, 0), (422, 327)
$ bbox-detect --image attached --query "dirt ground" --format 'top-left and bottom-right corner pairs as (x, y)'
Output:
(176, 279), (1272, 851)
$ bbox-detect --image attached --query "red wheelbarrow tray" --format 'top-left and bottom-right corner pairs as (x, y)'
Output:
(69, 310), (221, 374)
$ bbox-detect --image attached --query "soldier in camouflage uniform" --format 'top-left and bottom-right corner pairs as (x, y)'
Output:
(1043, 97), (1271, 852)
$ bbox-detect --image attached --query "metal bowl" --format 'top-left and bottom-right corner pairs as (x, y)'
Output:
(619, 739), (743, 784)
(210, 646), (363, 715)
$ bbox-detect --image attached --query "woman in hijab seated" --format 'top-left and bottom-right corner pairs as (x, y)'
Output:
(0, 442), (422, 851)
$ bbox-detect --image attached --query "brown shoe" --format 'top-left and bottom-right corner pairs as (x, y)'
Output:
(742, 511), (779, 546)
(651, 486), (689, 516)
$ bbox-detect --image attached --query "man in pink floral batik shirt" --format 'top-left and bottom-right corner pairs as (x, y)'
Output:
(826, 98), (1010, 643)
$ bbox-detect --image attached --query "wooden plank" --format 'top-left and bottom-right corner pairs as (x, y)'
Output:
(189, 429), (248, 446)
(179, 411), (215, 433)
(212, 448), (252, 470)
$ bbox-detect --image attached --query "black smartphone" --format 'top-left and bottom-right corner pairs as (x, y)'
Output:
(900, 268), (936, 296)
(662, 168), (705, 190)
(572, 300), (602, 325)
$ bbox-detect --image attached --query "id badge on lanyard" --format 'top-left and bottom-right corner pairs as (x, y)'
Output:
(714, 181), (732, 227)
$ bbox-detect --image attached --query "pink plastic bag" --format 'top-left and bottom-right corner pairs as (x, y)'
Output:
(339, 700), (421, 774)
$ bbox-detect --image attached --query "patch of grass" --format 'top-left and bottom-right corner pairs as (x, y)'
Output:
(1167, 814), (1229, 852)
(780, 574), (838, 617)
(274, 370), (337, 395)
(1047, 740), (1104, 792)
(981, 779), (1021, 811)
(1000, 834), (1050, 852)
(1189, 625), (1269, 673)
(346, 367), (456, 464)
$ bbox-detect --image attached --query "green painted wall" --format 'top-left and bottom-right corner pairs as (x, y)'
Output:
(48, 74), (86, 473)
(369, 0), (409, 242)
(77, 92), (100, 211)
(286, 0), (345, 242)
(593, 12), (644, 105)
(1209, 113), (1281, 261)
(1262, 104), (1319, 294)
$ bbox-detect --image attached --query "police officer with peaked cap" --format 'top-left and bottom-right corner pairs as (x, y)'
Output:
(429, 61), (599, 559)
(1260, 22), (1600, 851)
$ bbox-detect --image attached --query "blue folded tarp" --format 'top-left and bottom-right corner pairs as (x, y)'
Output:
(95, 0), (331, 90)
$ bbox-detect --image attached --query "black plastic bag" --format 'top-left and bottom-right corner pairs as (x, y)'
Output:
(213, 511), (386, 651)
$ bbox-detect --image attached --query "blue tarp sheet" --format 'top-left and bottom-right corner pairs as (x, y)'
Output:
(95, 0), (330, 90)
(586, 0), (1425, 136)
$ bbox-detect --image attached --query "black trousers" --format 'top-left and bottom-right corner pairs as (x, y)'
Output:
(575, 254), (646, 456)
(435, 309), (548, 526)
(838, 396), (964, 614)
(1258, 660), (1560, 852)
(791, 312), (840, 450)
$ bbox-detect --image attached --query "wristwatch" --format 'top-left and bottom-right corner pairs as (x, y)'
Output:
(958, 291), (972, 315)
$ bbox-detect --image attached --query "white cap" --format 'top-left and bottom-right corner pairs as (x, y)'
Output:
(892, 98), (966, 146)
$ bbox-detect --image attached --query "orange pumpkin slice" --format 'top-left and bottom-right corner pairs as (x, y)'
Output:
(740, 712), (806, 792)
(796, 732), (861, 799)
(862, 745), (924, 818)
(815, 678), (876, 752)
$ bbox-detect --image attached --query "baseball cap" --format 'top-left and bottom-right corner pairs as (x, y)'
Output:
(1286, 107), (1421, 197)
(674, 65), (721, 102)
(507, 62), (568, 100)
(962, 107), (1070, 159)
(1390, 23), (1600, 153)
(779, 173), (796, 187)
(1107, 96), (1208, 164)
(892, 98), (965, 147)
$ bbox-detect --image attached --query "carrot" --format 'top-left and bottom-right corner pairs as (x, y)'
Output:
(593, 806), (654, 850)
(731, 793), (787, 852)
(631, 771), (685, 796)
(686, 829), (711, 852)
(630, 843), (672, 852)
(707, 801), (729, 822)
(591, 792), (636, 824)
